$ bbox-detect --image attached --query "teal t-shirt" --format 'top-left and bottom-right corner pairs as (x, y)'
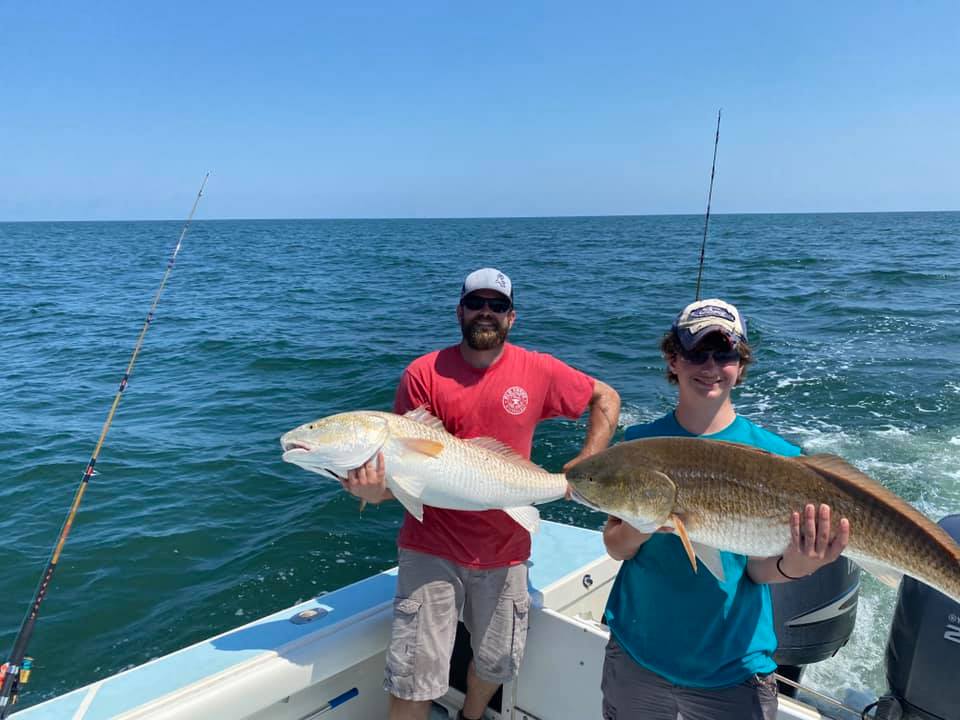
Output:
(604, 412), (802, 688)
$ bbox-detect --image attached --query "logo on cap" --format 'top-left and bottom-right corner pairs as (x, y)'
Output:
(688, 305), (736, 322)
(495, 273), (507, 290)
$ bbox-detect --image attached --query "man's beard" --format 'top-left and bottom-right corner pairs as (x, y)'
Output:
(462, 317), (510, 350)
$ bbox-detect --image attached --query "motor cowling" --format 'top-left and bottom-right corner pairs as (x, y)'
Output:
(770, 555), (861, 666)
(881, 514), (960, 720)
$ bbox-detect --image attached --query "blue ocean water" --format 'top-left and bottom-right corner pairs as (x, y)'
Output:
(1, 213), (959, 709)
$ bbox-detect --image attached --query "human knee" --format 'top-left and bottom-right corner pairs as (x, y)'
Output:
(388, 695), (432, 720)
(385, 563), (461, 701)
(471, 593), (530, 683)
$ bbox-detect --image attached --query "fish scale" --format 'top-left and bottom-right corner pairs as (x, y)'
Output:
(281, 410), (569, 530)
(376, 412), (564, 505)
(567, 437), (960, 602)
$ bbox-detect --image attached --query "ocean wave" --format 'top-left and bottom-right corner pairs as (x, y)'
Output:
(5, 213), (960, 709)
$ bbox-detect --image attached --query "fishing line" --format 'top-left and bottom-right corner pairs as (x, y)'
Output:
(688, 116), (877, 719)
(694, 108), (721, 301)
(0, 173), (210, 717)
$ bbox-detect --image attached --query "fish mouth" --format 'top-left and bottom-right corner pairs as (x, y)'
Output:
(280, 446), (345, 481)
(281, 439), (312, 453)
(279, 437), (382, 481)
(281, 439), (314, 463)
(281, 450), (310, 464)
(569, 487), (602, 512)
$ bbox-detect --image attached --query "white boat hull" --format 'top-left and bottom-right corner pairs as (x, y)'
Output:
(15, 521), (841, 719)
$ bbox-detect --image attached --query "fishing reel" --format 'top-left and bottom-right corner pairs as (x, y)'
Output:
(0, 657), (33, 712)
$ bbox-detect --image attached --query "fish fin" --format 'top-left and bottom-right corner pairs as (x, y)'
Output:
(390, 478), (425, 522)
(504, 506), (540, 534)
(671, 514), (698, 574)
(850, 556), (903, 590)
(624, 518), (664, 533)
(466, 437), (549, 473)
(692, 543), (726, 582)
(359, 499), (367, 514)
(390, 474), (428, 522)
(398, 437), (445, 457)
(391, 472), (427, 497)
(403, 406), (447, 431)
(795, 453), (878, 484)
(796, 454), (960, 566)
(704, 439), (777, 458)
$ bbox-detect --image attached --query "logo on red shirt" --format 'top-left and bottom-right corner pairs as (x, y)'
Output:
(502, 386), (529, 415)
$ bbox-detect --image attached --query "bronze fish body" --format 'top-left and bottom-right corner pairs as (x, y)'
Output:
(566, 437), (960, 602)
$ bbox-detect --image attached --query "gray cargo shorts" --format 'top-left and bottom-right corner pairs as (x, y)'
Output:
(601, 636), (778, 720)
(383, 548), (530, 702)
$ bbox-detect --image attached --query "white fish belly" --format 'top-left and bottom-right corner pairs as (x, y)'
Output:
(384, 440), (566, 510)
(687, 516), (792, 558)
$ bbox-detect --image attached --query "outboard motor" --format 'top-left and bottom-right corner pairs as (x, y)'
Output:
(877, 514), (960, 720)
(770, 556), (861, 694)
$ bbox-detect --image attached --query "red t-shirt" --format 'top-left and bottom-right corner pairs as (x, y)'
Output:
(393, 342), (595, 568)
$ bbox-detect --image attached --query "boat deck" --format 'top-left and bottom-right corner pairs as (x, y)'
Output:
(17, 521), (607, 719)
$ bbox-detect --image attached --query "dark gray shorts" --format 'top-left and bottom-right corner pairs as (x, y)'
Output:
(383, 549), (530, 702)
(601, 636), (778, 720)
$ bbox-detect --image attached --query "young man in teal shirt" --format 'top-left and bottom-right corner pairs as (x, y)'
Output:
(601, 299), (851, 720)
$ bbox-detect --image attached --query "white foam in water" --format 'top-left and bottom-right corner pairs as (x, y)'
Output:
(600, 376), (959, 705)
(616, 403), (659, 431)
(872, 426), (914, 439)
(603, 400), (960, 703)
(801, 577), (894, 705)
(781, 423), (960, 703)
(773, 376), (818, 390)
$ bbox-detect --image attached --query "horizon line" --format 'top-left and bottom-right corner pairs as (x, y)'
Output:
(2, 208), (958, 224)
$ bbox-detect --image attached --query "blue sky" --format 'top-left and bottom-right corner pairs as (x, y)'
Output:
(2, 2), (957, 220)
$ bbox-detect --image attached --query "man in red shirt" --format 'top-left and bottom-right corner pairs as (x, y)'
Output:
(344, 268), (620, 720)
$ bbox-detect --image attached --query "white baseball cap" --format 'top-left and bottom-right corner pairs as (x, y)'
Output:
(460, 268), (513, 301)
(672, 299), (747, 350)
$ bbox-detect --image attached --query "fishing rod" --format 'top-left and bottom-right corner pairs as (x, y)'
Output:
(0, 173), (210, 717)
(694, 108), (722, 301)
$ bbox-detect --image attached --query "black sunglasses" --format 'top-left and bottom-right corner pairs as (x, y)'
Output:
(679, 347), (741, 366)
(461, 295), (512, 313)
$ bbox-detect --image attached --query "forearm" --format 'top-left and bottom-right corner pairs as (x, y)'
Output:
(746, 554), (806, 584)
(602, 517), (650, 561)
(582, 380), (620, 454)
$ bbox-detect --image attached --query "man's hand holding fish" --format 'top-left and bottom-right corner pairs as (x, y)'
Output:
(342, 451), (391, 506)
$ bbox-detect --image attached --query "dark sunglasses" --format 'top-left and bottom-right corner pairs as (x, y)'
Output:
(679, 347), (741, 366)
(461, 295), (512, 313)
